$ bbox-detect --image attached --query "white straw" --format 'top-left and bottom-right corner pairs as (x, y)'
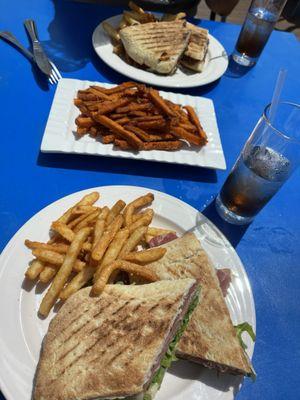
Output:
(269, 69), (287, 124)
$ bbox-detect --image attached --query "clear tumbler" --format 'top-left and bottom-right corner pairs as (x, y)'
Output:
(216, 102), (300, 225)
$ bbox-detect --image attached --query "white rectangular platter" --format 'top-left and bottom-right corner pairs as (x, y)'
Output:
(41, 78), (226, 170)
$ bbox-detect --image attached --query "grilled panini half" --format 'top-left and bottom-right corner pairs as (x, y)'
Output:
(34, 279), (199, 400)
(144, 233), (253, 376)
(181, 23), (209, 72)
(119, 20), (190, 74)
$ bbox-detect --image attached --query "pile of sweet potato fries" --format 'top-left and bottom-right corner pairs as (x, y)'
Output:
(74, 82), (208, 151)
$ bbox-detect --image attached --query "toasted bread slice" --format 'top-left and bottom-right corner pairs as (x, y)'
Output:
(120, 20), (190, 74)
(181, 56), (207, 72)
(34, 279), (198, 400)
(144, 233), (253, 376)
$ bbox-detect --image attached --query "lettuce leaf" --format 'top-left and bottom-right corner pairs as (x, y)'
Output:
(143, 289), (200, 400)
(234, 322), (257, 381)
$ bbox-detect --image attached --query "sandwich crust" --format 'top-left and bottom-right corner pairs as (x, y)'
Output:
(145, 233), (252, 375)
(34, 279), (197, 400)
(119, 21), (190, 74)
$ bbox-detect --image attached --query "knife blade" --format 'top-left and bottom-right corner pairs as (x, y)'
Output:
(24, 19), (52, 76)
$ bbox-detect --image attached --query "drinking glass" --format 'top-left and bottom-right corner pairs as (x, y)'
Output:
(232, 0), (288, 67)
(216, 102), (300, 225)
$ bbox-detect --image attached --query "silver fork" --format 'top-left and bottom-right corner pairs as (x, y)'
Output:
(0, 31), (61, 85)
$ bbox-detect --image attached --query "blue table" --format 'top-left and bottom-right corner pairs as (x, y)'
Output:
(1, 1), (300, 399)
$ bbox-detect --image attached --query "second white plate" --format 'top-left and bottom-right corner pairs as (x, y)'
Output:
(92, 14), (229, 89)
(41, 78), (226, 170)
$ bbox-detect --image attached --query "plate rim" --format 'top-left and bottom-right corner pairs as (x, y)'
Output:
(0, 185), (255, 400)
(92, 14), (229, 89)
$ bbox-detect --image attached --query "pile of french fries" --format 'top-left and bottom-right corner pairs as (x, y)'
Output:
(74, 82), (207, 151)
(24, 191), (176, 317)
(103, 1), (186, 62)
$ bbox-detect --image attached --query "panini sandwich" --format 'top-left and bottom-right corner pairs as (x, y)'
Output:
(34, 279), (199, 400)
(144, 233), (254, 377)
(119, 20), (190, 74)
(181, 23), (209, 72)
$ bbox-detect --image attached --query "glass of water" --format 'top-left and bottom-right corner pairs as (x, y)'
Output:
(232, 0), (288, 67)
(216, 102), (300, 225)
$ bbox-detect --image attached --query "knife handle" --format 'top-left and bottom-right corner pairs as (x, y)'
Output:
(0, 31), (34, 61)
(24, 19), (39, 43)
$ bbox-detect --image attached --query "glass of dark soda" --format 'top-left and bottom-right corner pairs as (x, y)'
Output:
(216, 102), (300, 225)
(233, 0), (288, 66)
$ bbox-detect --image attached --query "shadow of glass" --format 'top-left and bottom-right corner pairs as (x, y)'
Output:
(201, 198), (250, 247)
(169, 359), (243, 394)
(44, 0), (124, 72)
(225, 55), (255, 79)
(37, 151), (218, 183)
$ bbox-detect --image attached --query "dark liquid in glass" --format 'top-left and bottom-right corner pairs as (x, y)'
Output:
(236, 8), (277, 59)
(220, 146), (290, 218)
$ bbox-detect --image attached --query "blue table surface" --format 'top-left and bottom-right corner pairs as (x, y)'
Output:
(1, 1), (300, 399)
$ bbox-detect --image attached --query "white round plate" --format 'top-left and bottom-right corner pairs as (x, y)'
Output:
(0, 186), (255, 400)
(92, 15), (229, 88)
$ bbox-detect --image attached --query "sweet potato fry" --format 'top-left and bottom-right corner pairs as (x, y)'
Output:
(39, 227), (91, 317)
(88, 87), (110, 100)
(116, 103), (151, 114)
(95, 115), (142, 149)
(102, 134), (115, 144)
(148, 89), (175, 117)
(114, 117), (130, 125)
(95, 98), (131, 115)
(75, 116), (94, 128)
(91, 260), (157, 296)
(76, 127), (88, 136)
(171, 127), (203, 146)
(184, 105), (208, 142)
(141, 141), (183, 151)
(114, 139), (131, 150)
(122, 247), (167, 264)
(124, 193), (154, 226)
(101, 82), (137, 95)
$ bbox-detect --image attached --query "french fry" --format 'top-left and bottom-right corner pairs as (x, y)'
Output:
(32, 249), (86, 272)
(94, 228), (129, 283)
(93, 219), (105, 249)
(131, 211), (147, 223)
(147, 227), (176, 237)
(56, 192), (99, 225)
(25, 240), (69, 254)
(25, 259), (45, 280)
(92, 214), (123, 262)
(51, 222), (92, 251)
(161, 12), (186, 21)
(72, 205), (100, 215)
(124, 193), (154, 226)
(128, 209), (154, 233)
(39, 265), (57, 283)
(73, 209), (100, 232)
(102, 21), (120, 42)
(128, 1), (145, 14)
(39, 227), (91, 317)
(106, 200), (126, 225)
(123, 12), (140, 25)
(94, 115), (142, 149)
(60, 266), (96, 300)
(118, 226), (147, 258)
(67, 211), (93, 229)
(99, 206), (110, 222)
(91, 260), (158, 296)
(184, 105), (208, 143)
(118, 16), (128, 30)
(122, 247), (167, 264)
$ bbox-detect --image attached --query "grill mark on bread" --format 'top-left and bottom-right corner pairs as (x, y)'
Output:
(111, 300), (130, 315)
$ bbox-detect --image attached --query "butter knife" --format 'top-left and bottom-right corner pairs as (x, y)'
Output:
(24, 19), (52, 76)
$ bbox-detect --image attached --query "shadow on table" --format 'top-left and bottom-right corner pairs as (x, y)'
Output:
(42, 0), (124, 73)
(37, 152), (217, 183)
(169, 359), (243, 395)
(225, 56), (255, 79)
(201, 199), (250, 247)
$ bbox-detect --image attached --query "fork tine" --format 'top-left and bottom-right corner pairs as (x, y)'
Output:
(48, 76), (54, 85)
(51, 68), (60, 82)
(50, 72), (58, 84)
(50, 61), (62, 79)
